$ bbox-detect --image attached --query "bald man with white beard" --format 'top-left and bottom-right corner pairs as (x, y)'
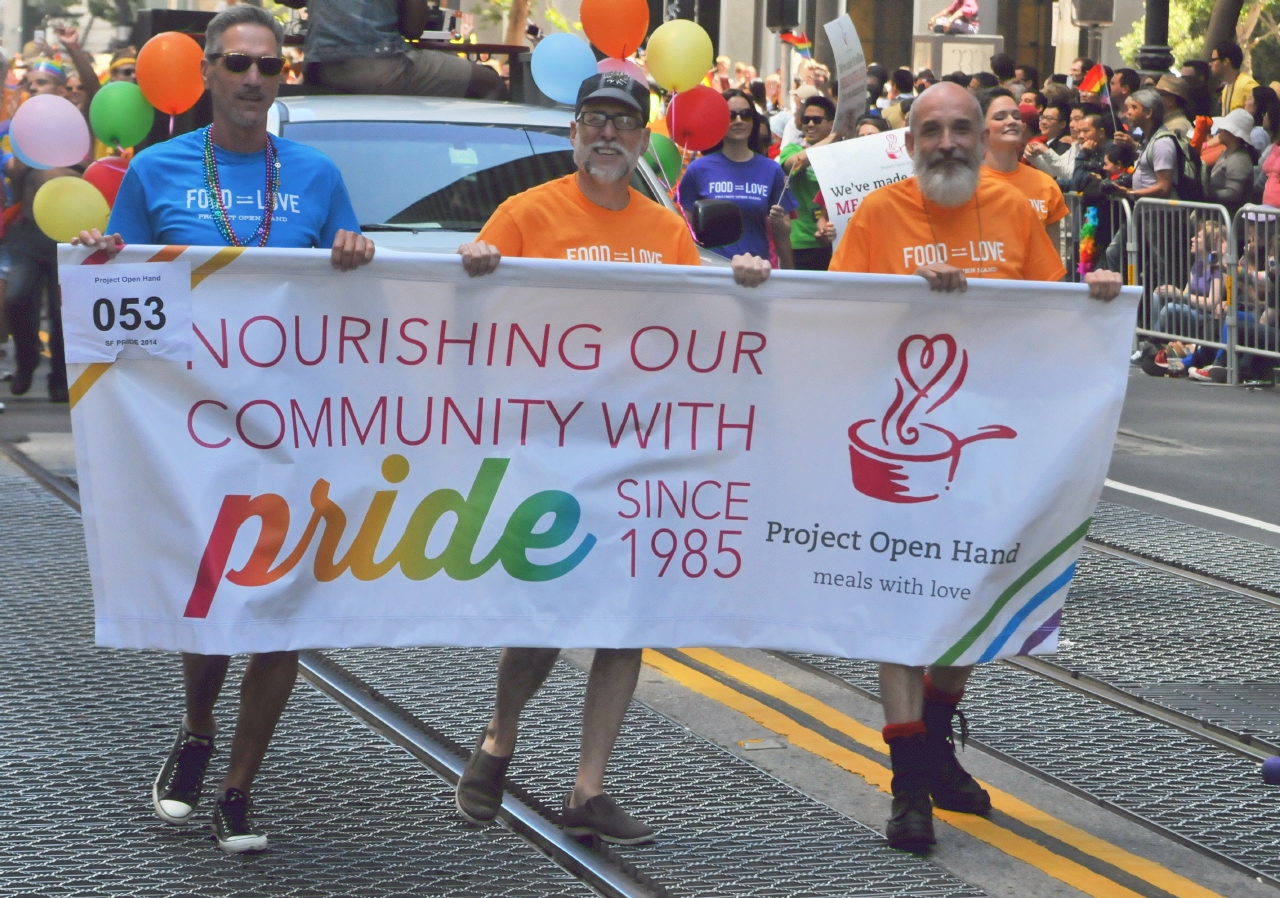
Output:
(829, 81), (1121, 854)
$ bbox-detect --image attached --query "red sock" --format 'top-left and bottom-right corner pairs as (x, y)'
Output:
(882, 720), (927, 743)
(924, 673), (964, 706)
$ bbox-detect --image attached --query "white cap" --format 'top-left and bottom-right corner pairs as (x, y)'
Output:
(1211, 108), (1254, 141)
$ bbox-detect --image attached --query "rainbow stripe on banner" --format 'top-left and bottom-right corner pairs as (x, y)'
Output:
(934, 519), (1090, 666)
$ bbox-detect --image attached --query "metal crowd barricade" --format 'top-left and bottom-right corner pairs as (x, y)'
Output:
(1057, 192), (1130, 284)
(1129, 198), (1235, 380)
(1230, 205), (1280, 383)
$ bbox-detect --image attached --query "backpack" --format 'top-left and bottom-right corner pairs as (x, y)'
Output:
(1153, 127), (1204, 202)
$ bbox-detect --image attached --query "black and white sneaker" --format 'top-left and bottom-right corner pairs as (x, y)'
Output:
(213, 788), (268, 854)
(152, 722), (215, 825)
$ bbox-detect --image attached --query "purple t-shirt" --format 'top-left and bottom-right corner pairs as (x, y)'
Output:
(678, 152), (797, 260)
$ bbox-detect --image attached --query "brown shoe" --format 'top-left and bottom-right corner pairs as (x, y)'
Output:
(561, 793), (655, 845)
(455, 731), (510, 824)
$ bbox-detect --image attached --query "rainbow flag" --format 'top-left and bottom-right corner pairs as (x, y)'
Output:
(1077, 63), (1107, 94)
(780, 30), (812, 59)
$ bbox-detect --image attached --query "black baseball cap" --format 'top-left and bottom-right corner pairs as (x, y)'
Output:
(575, 71), (651, 116)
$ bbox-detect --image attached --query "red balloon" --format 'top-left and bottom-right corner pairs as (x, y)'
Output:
(665, 86), (730, 152)
(83, 157), (130, 207)
(580, 0), (649, 58)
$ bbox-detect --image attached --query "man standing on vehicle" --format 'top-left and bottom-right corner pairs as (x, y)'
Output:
(74, 6), (375, 855)
(829, 81), (1120, 854)
(301, 0), (507, 101)
(454, 71), (771, 846)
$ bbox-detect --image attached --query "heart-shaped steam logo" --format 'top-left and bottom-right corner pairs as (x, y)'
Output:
(848, 333), (1016, 504)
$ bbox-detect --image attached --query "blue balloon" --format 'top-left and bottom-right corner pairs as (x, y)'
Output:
(531, 34), (599, 106)
(9, 130), (52, 170)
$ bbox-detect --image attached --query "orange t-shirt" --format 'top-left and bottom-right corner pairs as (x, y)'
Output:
(477, 174), (702, 266)
(829, 172), (1066, 282)
(984, 163), (1069, 226)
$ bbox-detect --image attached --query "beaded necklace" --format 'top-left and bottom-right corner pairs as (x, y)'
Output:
(202, 125), (280, 247)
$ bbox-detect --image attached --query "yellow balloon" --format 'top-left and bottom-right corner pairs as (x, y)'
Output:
(646, 19), (713, 93)
(33, 176), (110, 243)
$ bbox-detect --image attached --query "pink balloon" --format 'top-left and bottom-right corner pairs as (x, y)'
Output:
(10, 94), (90, 168)
(597, 57), (647, 84)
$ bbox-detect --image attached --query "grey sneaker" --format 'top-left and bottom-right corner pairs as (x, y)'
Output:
(455, 731), (511, 824)
(213, 788), (268, 854)
(152, 722), (214, 825)
(561, 793), (655, 845)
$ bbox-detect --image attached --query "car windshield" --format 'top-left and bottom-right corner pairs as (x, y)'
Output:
(283, 119), (658, 231)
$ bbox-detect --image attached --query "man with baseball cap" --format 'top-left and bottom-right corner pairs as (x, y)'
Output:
(454, 71), (770, 846)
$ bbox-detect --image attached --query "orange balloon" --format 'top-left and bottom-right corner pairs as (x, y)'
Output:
(136, 31), (205, 116)
(580, 0), (649, 59)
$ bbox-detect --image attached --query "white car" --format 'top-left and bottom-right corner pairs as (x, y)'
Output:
(267, 94), (731, 264)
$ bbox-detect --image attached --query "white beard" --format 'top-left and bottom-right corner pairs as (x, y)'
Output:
(914, 147), (981, 207)
(574, 138), (639, 183)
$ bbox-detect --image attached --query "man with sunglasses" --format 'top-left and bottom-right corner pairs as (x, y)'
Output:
(76, 5), (374, 855)
(455, 72), (770, 846)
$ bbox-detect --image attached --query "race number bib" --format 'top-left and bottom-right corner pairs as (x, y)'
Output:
(60, 261), (192, 363)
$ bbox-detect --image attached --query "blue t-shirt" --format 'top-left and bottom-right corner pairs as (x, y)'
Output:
(678, 151), (796, 259)
(108, 128), (360, 248)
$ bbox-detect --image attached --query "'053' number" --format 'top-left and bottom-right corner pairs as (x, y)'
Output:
(621, 528), (743, 579)
(93, 296), (166, 332)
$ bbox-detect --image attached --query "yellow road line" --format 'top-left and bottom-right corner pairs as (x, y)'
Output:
(645, 650), (1225, 898)
(682, 649), (1225, 898)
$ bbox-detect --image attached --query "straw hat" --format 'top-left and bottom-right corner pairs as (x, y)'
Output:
(1155, 74), (1189, 101)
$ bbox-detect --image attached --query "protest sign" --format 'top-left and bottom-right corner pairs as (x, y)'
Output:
(807, 128), (914, 239)
(823, 15), (867, 137)
(62, 246), (1137, 665)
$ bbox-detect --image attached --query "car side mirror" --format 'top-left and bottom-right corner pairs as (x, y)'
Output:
(691, 199), (743, 248)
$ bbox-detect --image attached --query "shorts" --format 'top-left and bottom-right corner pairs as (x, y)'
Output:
(315, 50), (475, 98)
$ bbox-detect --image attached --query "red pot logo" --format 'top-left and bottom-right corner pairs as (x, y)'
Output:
(884, 131), (907, 160)
(848, 334), (1016, 503)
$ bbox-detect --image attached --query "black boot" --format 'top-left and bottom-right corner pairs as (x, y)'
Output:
(923, 698), (991, 815)
(886, 733), (936, 854)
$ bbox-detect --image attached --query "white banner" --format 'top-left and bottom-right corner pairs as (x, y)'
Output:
(62, 247), (1138, 665)
(822, 14), (867, 138)
(807, 128), (915, 241)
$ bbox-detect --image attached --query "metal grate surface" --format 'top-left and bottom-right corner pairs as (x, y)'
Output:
(1089, 500), (1280, 596)
(0, 476), (594, 898)
(1050, 549), (1280, 742)
(334, 646), (987, 898)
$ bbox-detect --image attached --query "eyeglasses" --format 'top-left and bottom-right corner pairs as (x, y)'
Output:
(577, 110), (644, 130)
(800, 115), (829, 125)
(206, 53), (286, 77)
(114, 67), (135, 78)
(729, 109), (754, 121)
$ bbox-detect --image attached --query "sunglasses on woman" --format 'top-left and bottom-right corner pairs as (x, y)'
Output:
(729, 109), (754, 121)
(207, 53), (286, 77)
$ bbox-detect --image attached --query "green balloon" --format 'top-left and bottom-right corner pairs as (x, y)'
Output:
(644, 132), (683, 187)
(89, 81), (155, 149)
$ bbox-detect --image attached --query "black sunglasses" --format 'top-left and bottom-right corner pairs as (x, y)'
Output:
(801, 115), (830, 125)
(207, 53), (286, 77)
(729, 109), (755, 121)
